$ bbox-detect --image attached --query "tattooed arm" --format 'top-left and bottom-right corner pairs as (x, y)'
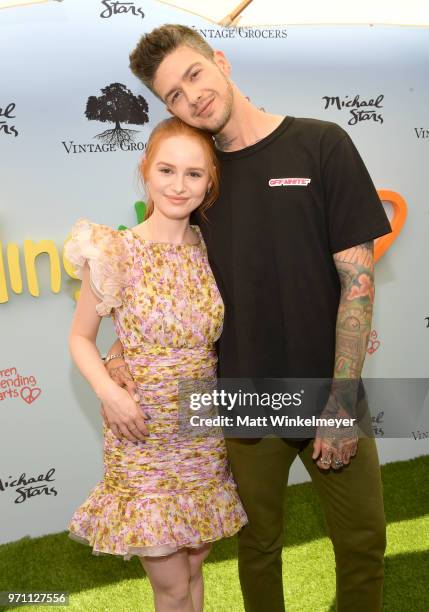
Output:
(312, 241), (374, 469)
(333, 241), (374, 379)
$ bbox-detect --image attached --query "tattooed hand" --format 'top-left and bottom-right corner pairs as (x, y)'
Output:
(105, 355), (138, 398)
(100, 355), (142, 434)
(312, 392), (359, 470)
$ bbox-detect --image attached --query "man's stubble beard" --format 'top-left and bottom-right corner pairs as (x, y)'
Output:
(204, 78), (234, 136)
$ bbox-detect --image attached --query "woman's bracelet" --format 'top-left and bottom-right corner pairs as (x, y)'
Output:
(104, 352), (123, 365)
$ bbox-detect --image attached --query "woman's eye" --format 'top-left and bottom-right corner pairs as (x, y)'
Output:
(189, 172), (202, 178)
(191, 70), (201, 80)
(160, 168), (172, 174)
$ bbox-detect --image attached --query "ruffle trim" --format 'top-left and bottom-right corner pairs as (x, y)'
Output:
(68, 479), (248, 560)
(64, 217), (129, 317)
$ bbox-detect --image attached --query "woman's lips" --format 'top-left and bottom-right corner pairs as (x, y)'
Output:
(166, 196), (188, 204)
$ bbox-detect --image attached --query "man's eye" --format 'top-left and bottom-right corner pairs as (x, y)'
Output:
(171, 91), (181, 104)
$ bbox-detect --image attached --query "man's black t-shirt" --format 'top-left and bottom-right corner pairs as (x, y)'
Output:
(194, 116), (392, 379)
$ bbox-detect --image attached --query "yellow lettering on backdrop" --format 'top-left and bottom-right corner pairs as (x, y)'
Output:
(62, 236), (81, 302)
(0, 243), (7, 303)
(7, 243), (22, 293)
(24, 240), (61, 296)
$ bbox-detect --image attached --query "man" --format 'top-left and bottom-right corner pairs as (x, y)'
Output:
(104, 24), (391, 611)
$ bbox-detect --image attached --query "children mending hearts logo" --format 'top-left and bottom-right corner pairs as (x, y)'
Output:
(0, 366), (42, 405)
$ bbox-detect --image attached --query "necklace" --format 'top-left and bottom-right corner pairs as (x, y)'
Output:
(143, 218), (199, 246)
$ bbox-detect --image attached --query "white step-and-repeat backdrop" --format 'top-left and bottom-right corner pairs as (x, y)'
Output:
(1, 0), (428, 544)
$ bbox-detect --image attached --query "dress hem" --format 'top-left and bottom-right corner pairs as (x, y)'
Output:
(68, 519), (247, 561)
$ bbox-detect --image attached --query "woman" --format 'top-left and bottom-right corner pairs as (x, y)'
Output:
(65, 117), (247, 612)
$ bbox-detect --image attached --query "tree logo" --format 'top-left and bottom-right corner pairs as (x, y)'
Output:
(85, 82), (149, 147)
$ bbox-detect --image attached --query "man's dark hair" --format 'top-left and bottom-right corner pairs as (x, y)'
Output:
(129, 24), (215, 99)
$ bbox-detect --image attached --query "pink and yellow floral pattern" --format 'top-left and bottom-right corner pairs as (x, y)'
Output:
(64, 218), (247, 560)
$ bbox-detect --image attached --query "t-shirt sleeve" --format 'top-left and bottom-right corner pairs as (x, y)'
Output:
(322, 131), (392, 254)
(64, 217), (130, 317)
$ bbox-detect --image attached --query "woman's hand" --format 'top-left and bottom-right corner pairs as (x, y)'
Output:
(98, 379), (148, 443)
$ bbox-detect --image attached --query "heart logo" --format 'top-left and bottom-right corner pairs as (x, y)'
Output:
(375, 190), (407, 262)
(367, 330), (380, 355)
(20, 387), (42, 404)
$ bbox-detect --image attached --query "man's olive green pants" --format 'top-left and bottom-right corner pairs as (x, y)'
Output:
(225, 435), (386, 612)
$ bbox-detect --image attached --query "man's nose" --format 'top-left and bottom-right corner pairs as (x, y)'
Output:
(184, 84), (202, 108)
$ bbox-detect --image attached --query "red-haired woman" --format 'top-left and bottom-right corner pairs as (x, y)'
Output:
(64, 117), (247, 612)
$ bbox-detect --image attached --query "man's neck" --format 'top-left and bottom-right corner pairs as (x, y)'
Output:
(214, 87), (285, 153)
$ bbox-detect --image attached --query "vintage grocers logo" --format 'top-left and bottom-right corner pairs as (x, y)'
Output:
(411, 430), (428, 440)
(414, 128), (429, 139)
(0, 102), (18, 138)
(62, 83), (149, 154)
(192, 25), (287, 40)
(322, 94), (384, 126)
(99, 1), (145, 19)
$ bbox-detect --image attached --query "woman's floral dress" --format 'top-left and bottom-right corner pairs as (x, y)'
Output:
(64, 218), (247, 560)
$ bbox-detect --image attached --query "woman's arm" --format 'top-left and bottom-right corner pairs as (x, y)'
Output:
(69, 262), (148, 441)
(69, 263), (116, 399)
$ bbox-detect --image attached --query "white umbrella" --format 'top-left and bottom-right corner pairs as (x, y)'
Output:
(0, 0), (62, 9)
(156, 0), (429, 27)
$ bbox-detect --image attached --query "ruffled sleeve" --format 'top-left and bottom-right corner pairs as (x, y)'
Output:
(64, 218), (131, 317)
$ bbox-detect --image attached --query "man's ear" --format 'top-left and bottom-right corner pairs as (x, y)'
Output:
(213, 50), (231, 77)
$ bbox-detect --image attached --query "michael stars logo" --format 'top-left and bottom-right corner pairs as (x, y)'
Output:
(269, 178), (311, 187)
(99, 1), (145, 19)
(322, 94), (384, 126)
(0, 102), (18, 138)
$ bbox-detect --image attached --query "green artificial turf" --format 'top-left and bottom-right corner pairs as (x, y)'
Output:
(0, 455), (428, 611)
